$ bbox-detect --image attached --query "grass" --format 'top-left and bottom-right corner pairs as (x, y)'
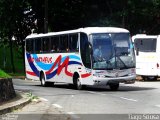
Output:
(26, 92), (39, 102)
(0, 69), (11, 78)
(9, 72), (25, 76)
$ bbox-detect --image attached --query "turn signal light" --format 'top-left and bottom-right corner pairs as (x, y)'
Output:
(157, 63), (159, 68)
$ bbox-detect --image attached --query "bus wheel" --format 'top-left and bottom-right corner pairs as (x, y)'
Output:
(40, 73), (48, 87)
(142, 76), (157, 81)
(142, 76), (148, 81)
(73, 73), (85, 90)
(109, 83), (119, 91)
(148, 76), (157, 81)
(74, 77), (84, 90)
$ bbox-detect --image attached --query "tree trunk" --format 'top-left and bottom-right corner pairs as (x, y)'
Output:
(44, 0), (48, 33)
(9, 36), (15, 73)
(0, 78), (16, 103)
(21, 39), (25, 73)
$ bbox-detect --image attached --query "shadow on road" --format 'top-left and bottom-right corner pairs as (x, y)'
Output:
(34, 83), (157, 92)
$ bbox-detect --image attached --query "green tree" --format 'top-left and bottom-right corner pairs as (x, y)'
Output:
(0, 0), (36, 73)
(0, 0), (160, 73)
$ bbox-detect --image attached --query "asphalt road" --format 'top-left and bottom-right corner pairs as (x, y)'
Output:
(13, 79), (160, 119)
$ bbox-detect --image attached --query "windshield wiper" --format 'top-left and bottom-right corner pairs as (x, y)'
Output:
(116, 55), (128, 69)
(113, 47), (129, 69)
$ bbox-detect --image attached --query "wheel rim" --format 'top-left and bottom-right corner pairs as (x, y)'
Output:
(77, 78), (81, 89)
(41, 75), (45, 86)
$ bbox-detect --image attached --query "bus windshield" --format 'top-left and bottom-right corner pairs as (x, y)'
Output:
(90, 33), (135, 70)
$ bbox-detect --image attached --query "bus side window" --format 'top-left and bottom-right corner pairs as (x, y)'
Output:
(35, 38), (41, 54)
(69, 33), (78, 52)
(26, 39), (34, 53)
(40, 37), (49, 53)
(140, 40), (143, 45)
(51, 36), (60, 52)
(43, 37), (50, 53)
(60, 35), (68, 52)
(51, 37), (56, 52)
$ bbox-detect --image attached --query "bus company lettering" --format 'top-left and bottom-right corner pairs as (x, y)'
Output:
(37, 57), (52, 63)
(28, 57), (52, 63)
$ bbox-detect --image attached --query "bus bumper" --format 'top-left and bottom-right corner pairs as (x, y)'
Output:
(92, 75), (136, 85)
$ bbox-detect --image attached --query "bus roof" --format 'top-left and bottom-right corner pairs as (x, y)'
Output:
(132, 34), (158, 41)
(26, 27), (129, 39)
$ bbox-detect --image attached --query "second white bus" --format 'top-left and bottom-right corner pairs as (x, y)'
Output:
(25, 27), (136, 90)
(132, 34), (160, 80)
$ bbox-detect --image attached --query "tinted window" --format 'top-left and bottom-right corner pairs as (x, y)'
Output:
(59, 35), (68, 52)
(42, 37), (50, 52)
(26, 39), (34, 53)
(69, 34), (79, 52)
(26, 33), (79, 54)
(134, 38), (157, 52)
(35, 38), (41, 53)
(50, 36), (59, 52)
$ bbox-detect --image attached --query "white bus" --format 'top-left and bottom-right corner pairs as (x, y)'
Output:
(132, 34), (160, 80)
(25, 27), (136, 90)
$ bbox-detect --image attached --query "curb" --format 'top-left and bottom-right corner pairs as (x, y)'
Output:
(0, 92), (31, 115)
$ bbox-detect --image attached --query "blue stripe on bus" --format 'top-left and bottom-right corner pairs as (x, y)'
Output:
(26, 53), (40, 77)
(46, 61), (82, 79)
(46, 69), (57, 79)
(69, 55), (81, 60)
(68, 61), (82, 65)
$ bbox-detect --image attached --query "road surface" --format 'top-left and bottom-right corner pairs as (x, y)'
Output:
(13, 79), (160, 119)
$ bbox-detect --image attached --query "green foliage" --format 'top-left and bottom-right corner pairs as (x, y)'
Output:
(0, 42), (24, 73)
(47, 0), (160, 34)
(0, 69), (11, 78)
(0, 0), (36, 37)
(0, 0), (160, 74)
(26, 92), (39, 101)
(9, 73), (25, 77)
(0, 0), (160, 36)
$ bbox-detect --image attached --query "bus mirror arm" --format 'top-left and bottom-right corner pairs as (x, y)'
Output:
(88, 43), (93, 69)
(136, 48), (139, 56)
(88, 43), (93, 54)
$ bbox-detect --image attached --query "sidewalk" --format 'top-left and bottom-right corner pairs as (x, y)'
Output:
(0, 91), (30, 115)
(0, 91), (70, 120)
(10, 99), (70, 120)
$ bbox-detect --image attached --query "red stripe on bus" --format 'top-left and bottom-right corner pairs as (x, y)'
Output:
(26, 71), (36, 76)
(81, 73), (91, 78)
(65, 71), (73, 77)
(45, 55), (62, 74)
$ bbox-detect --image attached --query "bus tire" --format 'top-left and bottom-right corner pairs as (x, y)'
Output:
(148, 76), (157, 81)
(142, 76), (148, 81)
(109, 83), (119, 91)
(73, 74), (84, 90)
(142, 76), (157, 81)
(40, 73), (48, 87)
